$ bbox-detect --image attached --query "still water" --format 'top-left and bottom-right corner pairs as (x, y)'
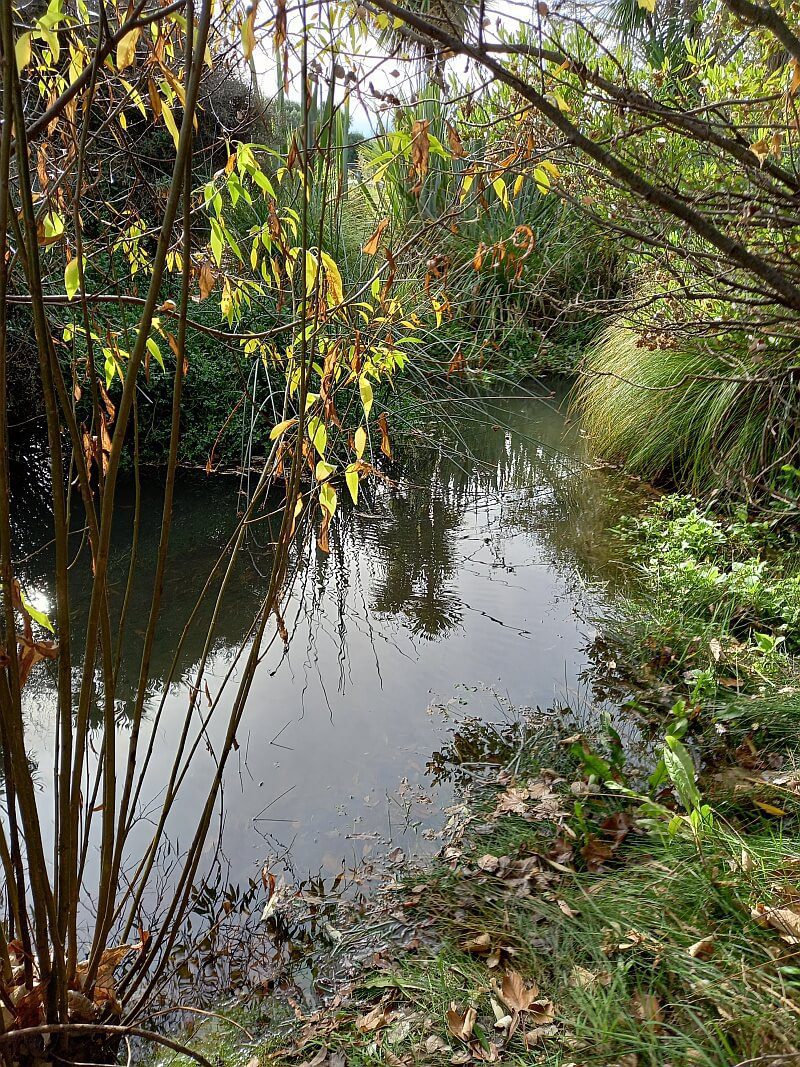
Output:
(17, 387), (638, 908)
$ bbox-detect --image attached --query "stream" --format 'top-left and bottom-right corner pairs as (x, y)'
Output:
(13, 383), (640, 988)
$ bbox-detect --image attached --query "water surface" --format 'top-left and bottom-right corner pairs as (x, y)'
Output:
(17, 387), (638, 903)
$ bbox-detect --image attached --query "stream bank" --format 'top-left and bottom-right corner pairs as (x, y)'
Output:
(154, 495), (800, 1066)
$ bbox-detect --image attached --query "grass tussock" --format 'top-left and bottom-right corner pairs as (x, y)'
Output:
(575, 322), (796, 498)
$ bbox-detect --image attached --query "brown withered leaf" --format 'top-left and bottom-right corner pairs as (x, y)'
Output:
(68, 990), (97, 1022)
(362, 218), (389, 256)
(274, 0), (287, 49)
(377, 411), (391, 458)
(448, 348), (466, 377)
(477, 853), (500, 873)
(581, 834), (614, 872)
(631, 992), (663, 1030)
(77, 941), (143, 1002)
(600, 810), (635, 846)
(460, 932), (492, 955)
(355, 1002), (395, 1033)
(494, 785), (531, 817)
(17, 634), (59, 689)
(446, 1004), (476, 1042)
(198, 261), (215, 300)
(424, 1034), (450, 1055)
(98, 380), (116, 423)
(14, 982), (47, 1028)
(409, 119), (430, 185)
(499, 969), (539, 1013)
(688, 935), (716, 959)
(447, 123), (465, 158)
(568, 965), (611, 989)
(752, 902), (800, 943)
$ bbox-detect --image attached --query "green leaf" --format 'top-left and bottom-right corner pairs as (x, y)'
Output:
(20, 589), (54, 632)
(210, 218), (224, 266)
(64, 256), (82, 300)
(146, 336), (164, 370)
(663, 735), (701, 812)
(307, 415), (327, 457)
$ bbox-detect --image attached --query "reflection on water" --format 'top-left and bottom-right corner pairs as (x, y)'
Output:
(14, 387), (640, 914)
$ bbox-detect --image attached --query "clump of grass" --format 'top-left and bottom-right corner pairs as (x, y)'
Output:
(574, 321), (796, 498)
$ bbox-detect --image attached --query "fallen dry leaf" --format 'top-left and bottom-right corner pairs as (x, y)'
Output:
(461, 932), (492, 955)
(568, 965), (611, 989)
(752, 903), (800, 943)
(356, 1002), (395, 1033)
(494, 785), (532, 817)
(688, 935), (716, 959)
(424, 1034), (450, 1054)
(581, 834), (614, 872)
(499, 969), (539, 1013)
(477, 854), (500, 873)
(631, 992), (663, 1029)
(446, 1004), (477, 1042)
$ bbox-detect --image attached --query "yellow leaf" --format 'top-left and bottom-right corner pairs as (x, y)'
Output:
(750, 138), (770, 164)
(15, 32), (32, 73)
(754, 799), (787, 817)
(345, 463), (359, 504)
(65, 256), (82, 300)
(315, 460), (335, 482)
(241, 3), (257, 61)
(307, 415), (327, 456)
(320, 251), (343, 307)
(637, 0), (655, 10)
(359, 376), (373, 419)
(269, 417), (297, 440)
(319, 481), (337, 516)
(161, 99), (180, 151)
(116, 27), (141, 71)
(354, 425), (367, 459)
(492, 176), (509, 209)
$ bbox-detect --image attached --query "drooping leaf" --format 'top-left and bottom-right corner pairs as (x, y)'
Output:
(15, 32), (32, 72)
(345, 463), (359, 504)
(359, 376), (373, 419)
(161, 99), (180, 151)
(116, 27), (141, 71)
(320, 251), (343, 306)
(354, 425), (367, 459)
(362, 218), (389, 255)
(64, 256), (83, 300)
(241, 4), (258, 61)
(19, 589), (54, 633)
(269, 417), (298, 441)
